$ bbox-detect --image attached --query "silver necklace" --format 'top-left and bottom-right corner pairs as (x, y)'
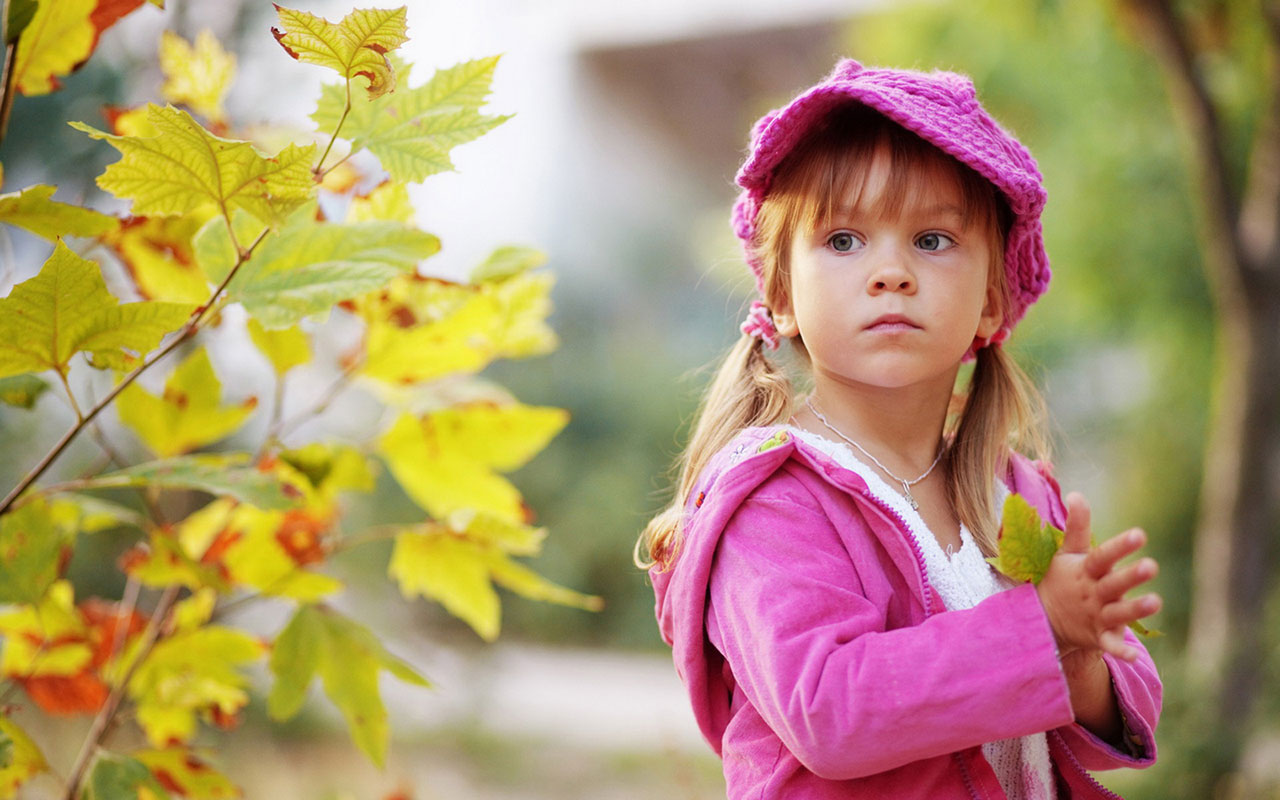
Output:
(804, 398), (944, 510)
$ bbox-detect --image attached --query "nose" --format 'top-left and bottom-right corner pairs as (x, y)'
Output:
(866, 249), (916, 294)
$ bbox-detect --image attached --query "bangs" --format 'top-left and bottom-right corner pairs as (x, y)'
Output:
(762, 103), (1009, 247)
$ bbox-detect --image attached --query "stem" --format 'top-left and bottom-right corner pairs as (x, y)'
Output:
(56, 370), (84, 423)
(61, 585), (181, 800)
(314, 81), (352, 177)
(267, 354), (364, 445)
(0, 226), (271, 517)
(0, 41), (17, 150)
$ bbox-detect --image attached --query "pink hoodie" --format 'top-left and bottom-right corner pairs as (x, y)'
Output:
(650, 426), (1161, 799)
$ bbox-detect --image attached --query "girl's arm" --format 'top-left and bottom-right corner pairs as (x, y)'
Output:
(1056, 636), (1161, 769)
(706, 494), (1077, 780)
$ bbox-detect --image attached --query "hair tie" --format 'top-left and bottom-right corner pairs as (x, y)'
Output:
(741, 300), (781, 350)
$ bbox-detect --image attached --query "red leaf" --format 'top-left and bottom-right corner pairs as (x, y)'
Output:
(23, 673), (108, 714)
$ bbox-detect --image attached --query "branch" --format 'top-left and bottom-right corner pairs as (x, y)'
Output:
(0, 41), (17, 150)
(1238, 0), (1280, 276)
(1123, 0), (1249, 295)
(263, 353), (364, 449)
(0, 227), (272, 517)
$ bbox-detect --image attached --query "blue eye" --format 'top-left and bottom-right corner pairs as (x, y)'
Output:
(917, 233), (955, 252)
(828, 232), (860, 252)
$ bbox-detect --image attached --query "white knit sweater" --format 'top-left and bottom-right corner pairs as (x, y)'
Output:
(787, 427), (1057, 800)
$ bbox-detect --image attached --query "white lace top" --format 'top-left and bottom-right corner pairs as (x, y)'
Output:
(786, 427), (1057, 800)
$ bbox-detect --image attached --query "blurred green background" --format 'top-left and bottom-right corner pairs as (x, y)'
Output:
(1, 0), (1272, 797)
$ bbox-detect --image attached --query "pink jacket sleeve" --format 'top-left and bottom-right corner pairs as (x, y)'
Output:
(706, 494), (1077, 780)
(1055, 630), (1161, 769)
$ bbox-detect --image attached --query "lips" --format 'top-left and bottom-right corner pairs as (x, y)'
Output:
(864, 313), (921, 331)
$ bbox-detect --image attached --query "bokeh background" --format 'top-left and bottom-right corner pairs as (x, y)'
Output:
(0, 0), (1273, 797)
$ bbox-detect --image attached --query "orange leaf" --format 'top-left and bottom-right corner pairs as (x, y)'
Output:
(22, 673), (108, 714)
(90, 0), (147, 42)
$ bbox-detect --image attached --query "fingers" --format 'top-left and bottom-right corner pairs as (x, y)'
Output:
(1083, 528), (1147, 580)
(1096, 557), (1159, 601)
(1098, 628), (1139, 662)
(1061, 492), (1092, 553)
(1099, 592), (1162, 629)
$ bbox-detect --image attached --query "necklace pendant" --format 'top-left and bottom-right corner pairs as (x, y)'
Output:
(903, 482), (919, 510)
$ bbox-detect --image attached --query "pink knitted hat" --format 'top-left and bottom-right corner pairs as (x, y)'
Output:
(733, 59), (1050, 352)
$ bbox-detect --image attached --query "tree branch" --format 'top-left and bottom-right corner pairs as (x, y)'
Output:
(0, 226), (272, 517)
(1238, 0), (1280, 278)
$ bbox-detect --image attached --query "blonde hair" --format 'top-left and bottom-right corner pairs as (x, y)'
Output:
(637, 104), (1048, 569)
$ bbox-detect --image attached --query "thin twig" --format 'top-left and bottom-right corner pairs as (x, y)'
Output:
(60, 584), (181, 800)
(315, 81), (353, 177)
(0, 41), (17, 150)
(267, 354), (364, 445)
(0, 226), (271, 517)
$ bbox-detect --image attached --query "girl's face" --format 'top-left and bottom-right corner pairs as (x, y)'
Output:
(771, 144), (1003, 397)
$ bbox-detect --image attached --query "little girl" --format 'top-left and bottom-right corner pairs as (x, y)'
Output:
(639, 60), (1163, 799)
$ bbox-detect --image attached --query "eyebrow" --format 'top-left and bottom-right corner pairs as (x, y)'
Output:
(829, 203), (967, 221)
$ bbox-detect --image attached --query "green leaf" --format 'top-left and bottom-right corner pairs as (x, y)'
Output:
(116, 347), (257, 457)
(0, 184), (118, 240)
(986, 494), (1063, 584)
(194, 209), (439, 328)
(81, 752), (171, 800)
(272, 5), (408, 99)
(471, 245), (546, 283)
(5, 0), (37, 46)
(70, 104), (316, 225)
(268, 605), (429, 767)
(312, 57), (511, 183)
(0, 374), (49, 408)
(0, 242), (194, 379)
(0, 498), (74, 605)
(80, 454), (302, 509)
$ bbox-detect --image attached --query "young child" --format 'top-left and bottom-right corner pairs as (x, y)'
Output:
(638, 60), (1163, 799)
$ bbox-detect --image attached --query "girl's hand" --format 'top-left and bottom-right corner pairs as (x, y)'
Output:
(1035, 493), (1161, 662)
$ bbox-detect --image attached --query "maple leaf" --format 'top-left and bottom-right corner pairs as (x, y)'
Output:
(0, 184), (118, 241)
(218, 503), (343, 601)
(0, 374), (49, 409)
(5, 0), (37, 45)
(81, 752), (171, 800)
(0, 716), (47, 798)
(0, 242), (195, 379)
(378, 402), (568, 523)
(70, 104), (317, 226)
(0, 582), (92, 680)
(0, 497), (74, 605)
(116, 347), (257, 458)
(247, 318), (311, 375)
(11, 0), (95, 96)
(102, 213), (214, 304)
(272, 5), (408, 100)
(193, 208), (439, 328)
(134, 747), (239, 800)
(123, 589), (265, 748)
(312, 57), (510, 182)
(84, 453), (303, 510)
(268, 604), (428, 767)
(347, 180), (413, 223)
(159, 30), (236, 123)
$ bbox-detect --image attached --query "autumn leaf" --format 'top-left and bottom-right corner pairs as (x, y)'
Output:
(378, 402), (567, 523)
(0, 242), (194, 379)
(123, 589), (265, 748)
(0, 497), (74, 605)
(0, 184), (118, 240)
(0, 374), (48, 409)
(134, 747), (239, 800)
(11, 0), (96, 96)
(193, 208), (439, 328)
(70, 104), (316, 225)
(268, 604), (428, 767)
(5, 0), (37, 45)
(81, 752), (171, 800)
(159, 30), (236, 123)
(218, 503), (344, 601)
(247, 318), (311, 375)
(471, 245), (547, 283)
(272, 5), (408, 99)
(0, 716), (46, 799)
(102, 214), (214, 304)
(80, 453), (303, 510)
(116, 347), (257, 458)
(348, 180), (414, 223)
(312, 57), (510, 182)
(0, 582), (91, 679)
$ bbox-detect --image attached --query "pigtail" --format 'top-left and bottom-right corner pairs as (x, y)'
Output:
(947, 344), (1050, 556)
(636, 332), (794, 569)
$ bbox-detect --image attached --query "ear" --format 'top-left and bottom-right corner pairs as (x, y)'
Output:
(974, 282), (1003, 340)
(770, 293), (800, 339)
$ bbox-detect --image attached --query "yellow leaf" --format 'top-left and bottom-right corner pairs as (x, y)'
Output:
(275, 442), (374, 505)
(0, 581), (92, 678)
(127, 621), (264, 747)
(70, 104), (316, 225)
(12, 0), (96, 96)
(134, 747), (239, 800)
(109, 106), (158, 137)
(486, 551), (602, 612)
(247, 318), (310, 375)
(377, 402), (567, 523)
(272, 5), (409, 99)
(0, 242), (194, 379)
(0, 184), (118, 240)
(116, 347), (257, 457)
(159, 30), (236, 123)
(220, 504), (342, 601)
(391, 529), (499, 640)
(347, 180), (413, 223)
(0, 716), (47, 799)
(103, 213), (214, 304)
